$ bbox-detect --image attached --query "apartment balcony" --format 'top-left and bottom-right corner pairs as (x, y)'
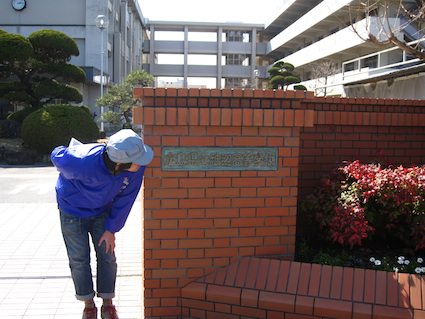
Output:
(267, 0), (353, 54)
(283, 16), (401, 69)
(284, 22), (368, 68)
(342, 39), (425, 85)
(143, 64), (258, 78)
(299, 39), (425, 97)
(265, 0), (356, 60)
(143, 40), (264, 55)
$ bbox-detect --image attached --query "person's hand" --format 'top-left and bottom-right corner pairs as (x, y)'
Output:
(98, 230), (115, 254)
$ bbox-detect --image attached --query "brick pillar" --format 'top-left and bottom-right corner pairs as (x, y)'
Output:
(133, 88), (314, 318)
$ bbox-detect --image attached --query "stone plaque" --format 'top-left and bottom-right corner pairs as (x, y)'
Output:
(162, 147), (278, 171)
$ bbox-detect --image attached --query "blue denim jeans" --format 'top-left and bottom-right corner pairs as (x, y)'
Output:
(60, 210), (117, 301)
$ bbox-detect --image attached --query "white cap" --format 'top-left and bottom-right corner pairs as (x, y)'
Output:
(106, 129), (153, 166)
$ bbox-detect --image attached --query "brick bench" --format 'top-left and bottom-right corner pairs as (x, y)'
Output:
(181, 257), (425, 319)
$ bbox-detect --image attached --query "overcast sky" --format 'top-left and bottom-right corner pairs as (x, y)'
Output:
(138, 0), (284, 24)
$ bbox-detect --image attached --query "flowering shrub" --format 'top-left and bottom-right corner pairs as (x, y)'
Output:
(301, 161), (425, 250)
(369, 256), (425, 274)
(295, 241), (425, 274)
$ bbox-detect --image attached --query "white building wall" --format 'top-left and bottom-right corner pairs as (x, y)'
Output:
(265, 0), (424, 99)
(268, 0), (353, 54)
(345, 73), (425, 99)
(284, 20), (369, 67)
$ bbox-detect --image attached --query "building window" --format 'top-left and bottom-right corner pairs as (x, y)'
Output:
(361, 55), (378, 68)
(222, 31), (250, 42)
(223, 54), (249, 65)
(387, 49), (403, 65)
(343, 61), (358, 72)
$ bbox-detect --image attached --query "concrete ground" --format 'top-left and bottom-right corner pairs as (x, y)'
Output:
(0, 165), (143, 318)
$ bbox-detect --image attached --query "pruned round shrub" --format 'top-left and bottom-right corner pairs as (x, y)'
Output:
(21, 104), (99, 154)
(0, 32), (33, 61)
(7, 107), (36, 123)
(28, 29), (79, 63)
(294, 84), (307, 91)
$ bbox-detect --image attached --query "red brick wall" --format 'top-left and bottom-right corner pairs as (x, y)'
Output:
(133, 88), (425, 319)
(298, 98), (425, 196)
(134, 88), (314, 318)
(181, 257), (425, 319)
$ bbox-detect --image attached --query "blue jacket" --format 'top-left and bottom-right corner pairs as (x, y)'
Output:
(50, 143), (145, 233)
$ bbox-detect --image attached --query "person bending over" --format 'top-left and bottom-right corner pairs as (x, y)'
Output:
(51, 129), (153, 319)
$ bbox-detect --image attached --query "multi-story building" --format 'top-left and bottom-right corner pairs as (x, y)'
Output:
(0, 0), (147, 116)
(143, 1), (425, 99)
(142, 20), (266, 89)
(261, 0), (425, 99)
(2, 0), (424, 106)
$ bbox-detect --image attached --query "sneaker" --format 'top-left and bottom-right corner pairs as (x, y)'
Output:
(82, 306), (97, 319)
(101, 305), (119, 319)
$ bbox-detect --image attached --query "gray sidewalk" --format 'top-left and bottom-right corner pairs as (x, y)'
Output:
(0, 166), (143, 318)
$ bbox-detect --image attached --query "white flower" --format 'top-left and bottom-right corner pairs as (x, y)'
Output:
(421, 267), (425, 272)
(393, 267), (399, 273)
(404, 260), (410, 265)
(374, 260), (381, 266)
(418, 258), (423, 263)
(398, 256), (405, 262)
(415, 267), (422, 274)
(369, 257), (376, 263)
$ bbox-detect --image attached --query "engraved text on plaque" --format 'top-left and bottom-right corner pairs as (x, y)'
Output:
(162, 147), (278, 171)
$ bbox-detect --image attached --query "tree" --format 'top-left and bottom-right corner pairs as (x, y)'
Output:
(21, 104), (99, 154)
(268, 61), (305, 90)
(0, 29), (85, 109)
(311, 60), (339, 96)
(96, 70), (154, 127)
(349, 0), (425, 61)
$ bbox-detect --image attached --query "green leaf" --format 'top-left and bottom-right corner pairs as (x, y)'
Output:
(0, 32), (33, 62)
(28, 29), (79, 63)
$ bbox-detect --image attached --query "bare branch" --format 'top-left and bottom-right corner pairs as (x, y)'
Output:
(349, 0), (425, 61)
(388, 34), (425, 59)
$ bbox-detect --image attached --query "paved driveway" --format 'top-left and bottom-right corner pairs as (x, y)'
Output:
(0, 165), (143, 318)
